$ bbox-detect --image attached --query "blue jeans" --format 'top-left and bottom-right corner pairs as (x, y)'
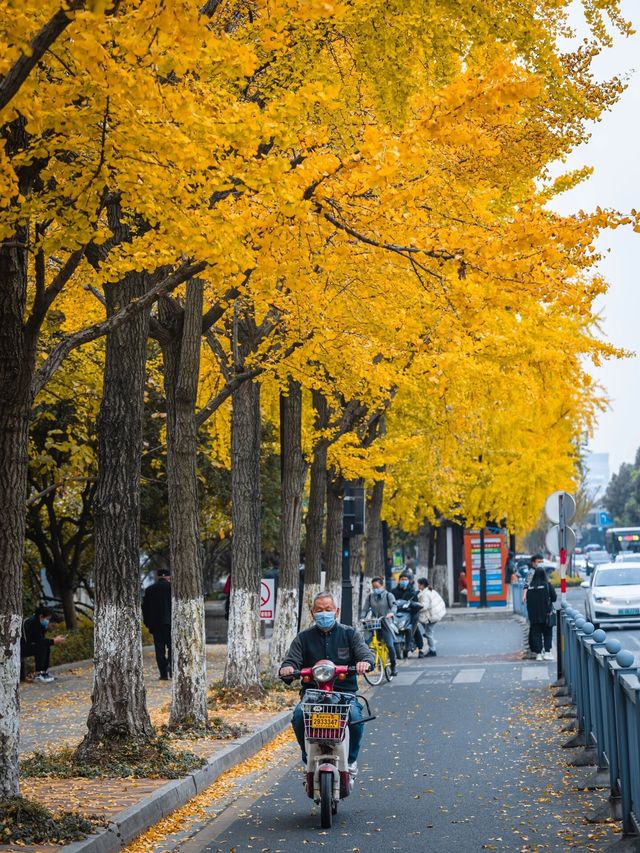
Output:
(292, 698), (364, 765)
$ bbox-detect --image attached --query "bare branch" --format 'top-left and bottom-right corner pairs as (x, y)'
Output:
(32, 259), (207, 396)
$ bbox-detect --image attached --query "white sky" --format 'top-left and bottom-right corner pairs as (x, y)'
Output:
(550, 0), (640, 476)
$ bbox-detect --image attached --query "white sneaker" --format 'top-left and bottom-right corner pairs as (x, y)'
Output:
(543, 652), (554, 661)
(348, 762), (358, 779)
(33, 672), (55, 683)
(535, 653), (543, 661)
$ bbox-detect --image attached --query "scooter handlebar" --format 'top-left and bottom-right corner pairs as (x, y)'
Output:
(279, 663), (370, 683)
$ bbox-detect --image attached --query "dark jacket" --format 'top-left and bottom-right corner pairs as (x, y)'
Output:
(142, 579), (172, 632)
(391, 584), (419, 604)
(526, 581), (556, 624)
(280, 622), (374, 694)
(21, 614), (51, 649)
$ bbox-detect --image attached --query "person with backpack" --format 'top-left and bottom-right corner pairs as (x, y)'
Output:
(417, 577), (446, 657)
(524, 566), (557, 661)
(361, 576), (398, 676)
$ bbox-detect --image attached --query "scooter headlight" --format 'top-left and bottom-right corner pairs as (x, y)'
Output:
(312, 662), (336, 683)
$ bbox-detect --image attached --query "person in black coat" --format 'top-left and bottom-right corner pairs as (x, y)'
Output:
(142, 569), (172, 679)
(20, 605), (66, 683)
(525, 567), (557, 661)
(392, 572), (424, 657)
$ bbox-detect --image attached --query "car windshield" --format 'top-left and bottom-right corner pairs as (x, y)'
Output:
(589, 553), (610, 563)
(595, 568), (640, 587)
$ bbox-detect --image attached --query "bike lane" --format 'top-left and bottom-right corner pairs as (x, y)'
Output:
(159, 619), (621, 852)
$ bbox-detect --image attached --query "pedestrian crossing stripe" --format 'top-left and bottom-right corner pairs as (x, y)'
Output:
(388, 665), (552, 685)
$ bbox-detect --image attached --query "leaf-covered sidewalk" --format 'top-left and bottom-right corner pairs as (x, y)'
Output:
(2, 641), (290, 852)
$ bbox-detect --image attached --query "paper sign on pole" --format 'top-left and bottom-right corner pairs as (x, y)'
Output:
(260, 578), (275, 620)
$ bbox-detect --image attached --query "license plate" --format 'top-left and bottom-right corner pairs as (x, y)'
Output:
(619, 608), (640, 615)
(310, 712), (341, 729)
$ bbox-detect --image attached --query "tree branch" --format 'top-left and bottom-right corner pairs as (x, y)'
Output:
(0, 0), (86, 113)
(32, 259), (207, 396)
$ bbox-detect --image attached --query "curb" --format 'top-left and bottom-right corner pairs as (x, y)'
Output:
(61, 709), (292, 853)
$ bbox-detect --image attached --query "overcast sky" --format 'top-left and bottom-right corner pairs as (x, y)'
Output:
(550, 0), (640, 477)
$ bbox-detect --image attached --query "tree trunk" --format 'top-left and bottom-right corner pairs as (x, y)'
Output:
(270, 379), (307, 669)
(325, 469), (343, 606)
(60, 585), (78, 630)
(432, 525), (448, 600)
(300, 391), (327, 629)
(78, 271), (153, 753)
(0, 216), (34, 797)
(161, 280), (208, 727)
(416, 518), (431, 573)
(365, 479), (385, 580)
(224, 374), (263, 692)
(350, 534), (364, 621)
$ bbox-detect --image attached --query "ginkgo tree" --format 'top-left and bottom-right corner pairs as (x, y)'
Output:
(0, 0), (632, 801)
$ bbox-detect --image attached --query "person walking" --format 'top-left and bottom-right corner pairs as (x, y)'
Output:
(417, 577), (446, 657)
(525, 567), (557, 660)
(142, 568), (172, 679)
(20, 605), (66, 683)
(361, 576), (398, 676)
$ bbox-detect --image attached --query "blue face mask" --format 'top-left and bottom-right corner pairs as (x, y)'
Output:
(373, 589), (383, 597)
(314, 611), (336, 630)
(399, 580), (409, 588)
(41, 619), (49, 629)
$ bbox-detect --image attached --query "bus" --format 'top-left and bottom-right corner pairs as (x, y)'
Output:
(604, 527), (640, 557)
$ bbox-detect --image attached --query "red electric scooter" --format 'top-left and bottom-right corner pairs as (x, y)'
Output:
(283, 660), (375, 829)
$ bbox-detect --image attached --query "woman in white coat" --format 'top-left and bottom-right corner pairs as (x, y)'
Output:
(417, 577), (446, 657)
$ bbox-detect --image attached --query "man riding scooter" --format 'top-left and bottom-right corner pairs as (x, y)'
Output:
(392, 571), (425, 658)
(279, 591), (374, 780)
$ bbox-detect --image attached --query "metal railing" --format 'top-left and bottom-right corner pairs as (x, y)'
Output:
(559, 603), (640, 839)
(512, 580), (527, 617)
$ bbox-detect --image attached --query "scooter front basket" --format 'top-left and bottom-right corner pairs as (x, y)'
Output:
(301, 700), (351, 742)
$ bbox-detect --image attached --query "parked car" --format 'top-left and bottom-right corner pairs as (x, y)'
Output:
(582, 563), (640, 628)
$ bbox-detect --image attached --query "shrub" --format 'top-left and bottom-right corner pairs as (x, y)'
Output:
(548, 571), (583, 588)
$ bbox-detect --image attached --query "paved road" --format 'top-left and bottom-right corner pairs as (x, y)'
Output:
(163, 617), (618, 853)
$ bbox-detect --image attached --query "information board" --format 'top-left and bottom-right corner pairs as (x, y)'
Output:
(463, 530), (507, 607)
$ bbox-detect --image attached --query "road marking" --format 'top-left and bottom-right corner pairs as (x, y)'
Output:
(521, 666), (550, 681)
(626, 635), (640, 649)
(452, 669), (485, 683)
(391, 671), (424, 686)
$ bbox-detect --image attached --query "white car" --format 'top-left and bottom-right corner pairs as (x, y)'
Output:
(582, 563), (640, 627)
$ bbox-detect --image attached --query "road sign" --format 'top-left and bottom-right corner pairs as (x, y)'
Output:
(260, 578), (275, 620)
(545, 491), (576, 525)
(545, 524), (577, 556)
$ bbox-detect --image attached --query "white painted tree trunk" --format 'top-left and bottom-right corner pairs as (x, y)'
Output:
(0, 613), (21, 798)
(300, 581), (321, 630)
(0, 219), (35, 797)
(225, 587), (261, 688)
(269, 586), (299, 668)
(269, 380), (307, 670)
(171, 598), (207, 724)
(224, 364), (263, 692)
(79, 270), (153, 751)
(160, 282), (208, 727)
